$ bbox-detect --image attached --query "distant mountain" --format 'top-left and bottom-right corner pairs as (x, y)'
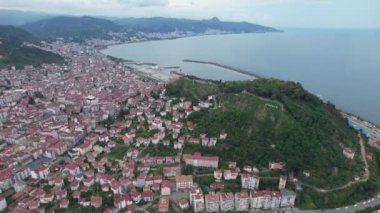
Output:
(0, 25), (64, 68)
(115, 17), (279, 33)
(0, 9), (55, 26)
(22, 16), (122, 40)
(21, 15), (279, 41)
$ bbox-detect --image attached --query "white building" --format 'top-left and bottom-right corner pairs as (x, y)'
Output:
(280, 189), (296, 207)
(205, 192), (220, 212)
(220, 192), (234, 211)
(241, 173), (259, 190)
(0, 196), (6, 211)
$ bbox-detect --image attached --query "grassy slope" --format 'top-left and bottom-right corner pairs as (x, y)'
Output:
(167, 77), (379, 208)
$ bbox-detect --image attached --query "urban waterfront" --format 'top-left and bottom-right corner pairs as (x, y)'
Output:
(102, 29), (380, 125)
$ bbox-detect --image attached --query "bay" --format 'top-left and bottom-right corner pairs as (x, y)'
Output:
(102, 29), (380, 125)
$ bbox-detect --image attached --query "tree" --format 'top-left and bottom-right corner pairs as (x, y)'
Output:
(34, 91), (44, 98)
(28, 97), (35, 105)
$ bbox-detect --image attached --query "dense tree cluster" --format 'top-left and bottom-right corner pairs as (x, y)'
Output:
(171, 78), (362, 188)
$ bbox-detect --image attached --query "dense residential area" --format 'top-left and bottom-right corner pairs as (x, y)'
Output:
(0, 40), (299, 212)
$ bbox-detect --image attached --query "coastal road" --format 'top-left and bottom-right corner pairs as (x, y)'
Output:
(296, 194), (380, 213)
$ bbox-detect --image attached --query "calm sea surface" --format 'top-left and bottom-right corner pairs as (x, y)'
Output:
(102, 29), (380, 125)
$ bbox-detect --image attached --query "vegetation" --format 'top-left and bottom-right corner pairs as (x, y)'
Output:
(108, 145), (128, 160)
(0, 25), (64, 68)
(166, 77), (219, 101)
(195, 175), (214, 192)
(21, 16), (123, 40)
(115, 17), (279, 34)
(135, 128), (159, 139)
(224, 179), (242, 193)
(140, 143), (177, 157)
(356, 204), (380, 213)
(168, 78), (364, 191)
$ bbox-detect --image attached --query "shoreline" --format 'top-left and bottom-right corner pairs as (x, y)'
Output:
(99, 31), (281, 50)
(97, 34), (380, 127)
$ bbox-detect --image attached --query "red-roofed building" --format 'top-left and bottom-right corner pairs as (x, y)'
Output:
(190, 189), (204, 213)
(235, 191), (249, 211)
(205, 192), (220, 212)
(83, 177), (94, 187)
(183, 153), (219, 168)
(269, 161), (285, 170)
(91, 195), (102, 208)
(158, 196), (170, 213)
(163, 166), (181, 177)
(31, 164), (49, 180)
(220, 192), (234, 211)
(132, 191), (141, 203)
(142, 190), (154, 202)
(56, 189), (67, 200)
(65, 163), (81, 176)
(161, 180), (171, 195)
(250, 190), (281, 210)
(59, 199), (69, 208)
(175, 175), (193, 191)
(0, 167), (13, 190)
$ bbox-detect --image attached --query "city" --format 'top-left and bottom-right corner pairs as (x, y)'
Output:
(0, 40), (299, 212)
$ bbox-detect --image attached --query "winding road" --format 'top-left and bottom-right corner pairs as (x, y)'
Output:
(300, 134), (369, 193)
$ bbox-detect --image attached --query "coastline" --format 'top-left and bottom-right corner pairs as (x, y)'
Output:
(94, 36), (380, 211)
(98, 34), (265, 81)
(97, 32), (380, 127)
(99, 31), (282, 50)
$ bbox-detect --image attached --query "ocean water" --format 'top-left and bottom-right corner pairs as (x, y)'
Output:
(102, 29), (380, 125)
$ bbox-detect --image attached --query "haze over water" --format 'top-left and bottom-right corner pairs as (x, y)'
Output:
(102, 29), (380, 125)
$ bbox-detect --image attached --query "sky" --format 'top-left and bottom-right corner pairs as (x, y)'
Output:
(0, 0), (379, 29)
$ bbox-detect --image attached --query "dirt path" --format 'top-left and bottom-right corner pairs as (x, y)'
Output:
(301, 134), (369, 193)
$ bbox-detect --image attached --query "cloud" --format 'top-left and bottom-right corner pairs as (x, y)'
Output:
(0, 0), (378, 28)
(121, 0), (169, 7)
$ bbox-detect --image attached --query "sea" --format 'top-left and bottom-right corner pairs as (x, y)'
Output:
(101, 29), (380, 125)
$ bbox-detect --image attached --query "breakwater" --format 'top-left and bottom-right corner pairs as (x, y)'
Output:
(183, 59), (262, 79)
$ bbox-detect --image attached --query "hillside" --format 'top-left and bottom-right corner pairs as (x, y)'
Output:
(167, 77), (380, 208)
(115, 17), (279, 33)
(0, 25), (64, 68)
(21, 16), (122, 40)
(20, 16), (279, 41)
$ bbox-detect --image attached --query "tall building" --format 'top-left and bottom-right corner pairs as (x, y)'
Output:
(220, 192), (234, 211)
(235, 190), (249, 211)
(190, 189), (205, 213)
(251, 190), (282, 210)
(175, 175), (193, 190)
(241, 173), (259, 190)
(280, 189), (296, 207)
(250, 190), (272, 209)
(278, 175), (287, 190)
(158, 196), (170, 213)
(205, 192), (220, 212)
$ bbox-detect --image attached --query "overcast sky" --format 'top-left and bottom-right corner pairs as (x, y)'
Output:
(0, 0), (379, 29)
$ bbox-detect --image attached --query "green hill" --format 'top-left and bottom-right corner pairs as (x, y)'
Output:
(21, 16), (122, 40)
(167, 77), (380, 208)
(0, 25), (64, 68)
(169, 78), (362, 187)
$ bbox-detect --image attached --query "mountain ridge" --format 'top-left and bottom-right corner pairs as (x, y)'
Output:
(20, 15), (279, 40)
(0, 25), (64, 68)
